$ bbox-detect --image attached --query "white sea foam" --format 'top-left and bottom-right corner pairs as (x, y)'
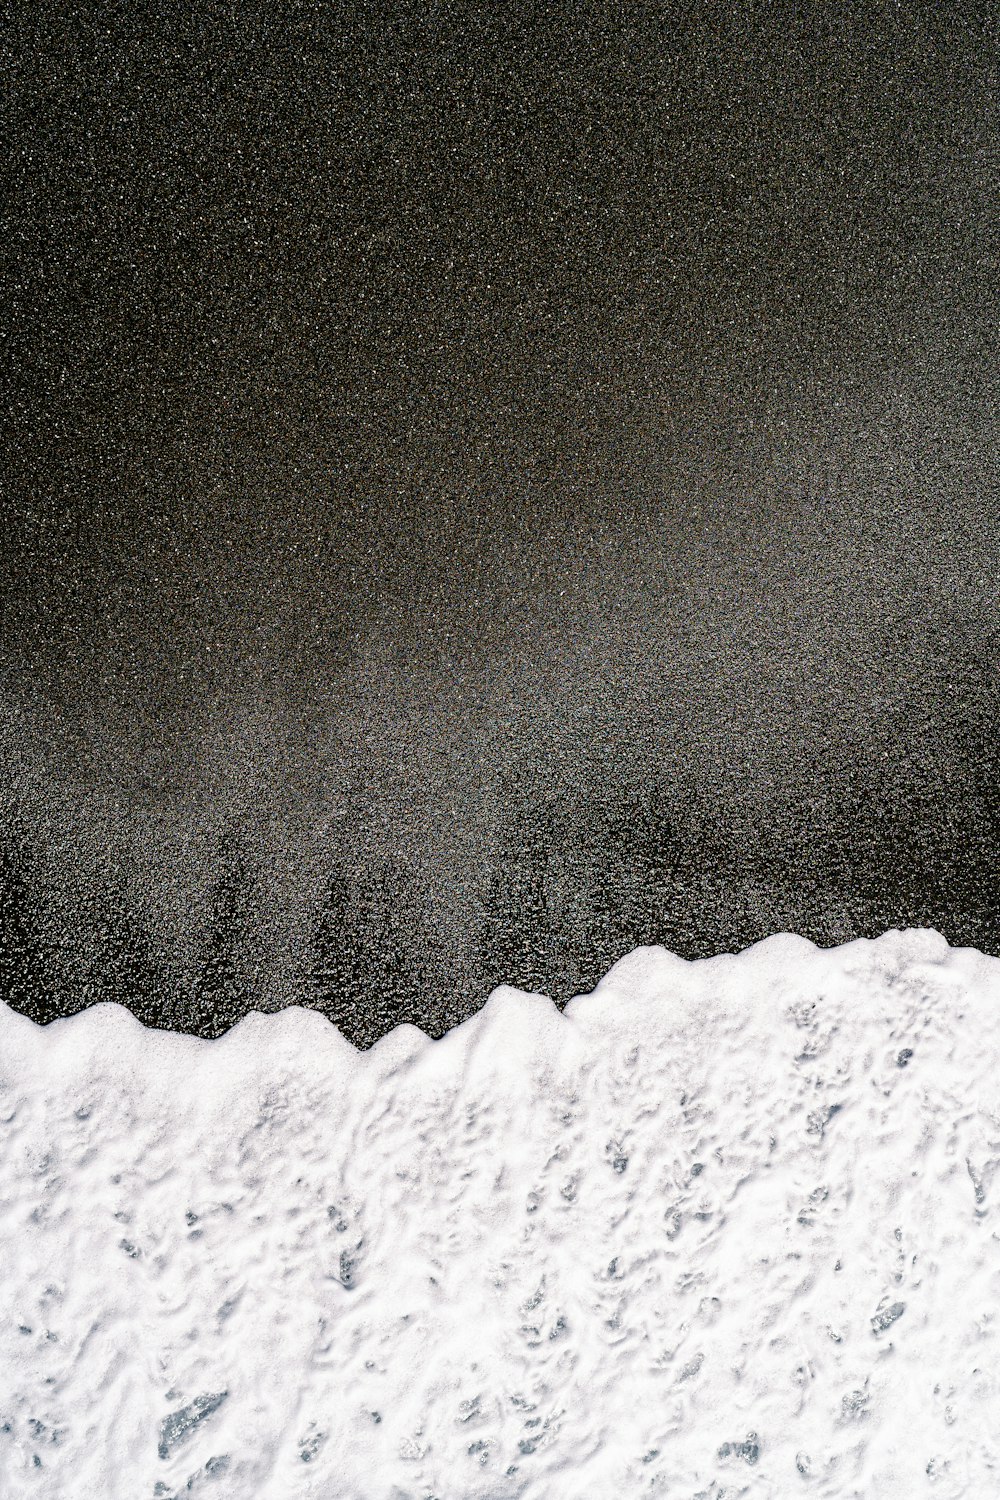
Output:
(1, 928), (998, 1497)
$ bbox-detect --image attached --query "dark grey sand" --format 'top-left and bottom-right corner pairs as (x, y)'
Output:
(2, 4), (997, 1043)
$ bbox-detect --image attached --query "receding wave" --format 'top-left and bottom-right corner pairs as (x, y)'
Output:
(1, 928), (996, 1497)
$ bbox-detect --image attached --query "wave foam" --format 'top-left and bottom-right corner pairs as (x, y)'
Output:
(2, 929), (998, 1497)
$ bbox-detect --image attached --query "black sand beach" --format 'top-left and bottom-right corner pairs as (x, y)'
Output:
(2, 2), (997, 1043)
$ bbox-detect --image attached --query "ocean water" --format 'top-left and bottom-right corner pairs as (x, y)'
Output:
(1, 927), (997, 1498)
